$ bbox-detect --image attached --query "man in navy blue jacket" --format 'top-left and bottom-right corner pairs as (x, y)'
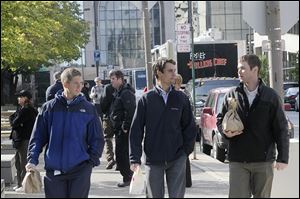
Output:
(26, 68), (104, 198)
(129, 59), (197, 198)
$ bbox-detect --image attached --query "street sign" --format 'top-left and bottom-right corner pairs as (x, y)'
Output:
(177, 23), (190, 32)
(177, 44), (191, 53)
(94, 50), (100, 62)
(177, 34), (190, 45)
(242, 1), (299, 35)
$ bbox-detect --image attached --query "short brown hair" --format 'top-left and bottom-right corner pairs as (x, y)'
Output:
(60, 68), (81, 83)
(109, 69), (124, 80)
(240, 54), (261, 73)
(153, 58), (176, 79)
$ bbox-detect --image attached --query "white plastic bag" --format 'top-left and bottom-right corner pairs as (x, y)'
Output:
(129, 167), (145, 195)
(222, 97), (244, 132)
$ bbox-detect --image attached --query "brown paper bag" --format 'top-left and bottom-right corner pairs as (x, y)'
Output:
(22, 168), (42, 193)
(222, 98), (244, 132)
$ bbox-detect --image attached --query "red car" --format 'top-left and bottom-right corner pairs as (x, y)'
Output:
(199, 87), (233, 162)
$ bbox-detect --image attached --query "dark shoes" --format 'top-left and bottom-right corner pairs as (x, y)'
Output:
(117, 181), (131, 187)
(106, 160), (116, 170)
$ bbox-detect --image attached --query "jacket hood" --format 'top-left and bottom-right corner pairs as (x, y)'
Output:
(119, 83), (135, 94)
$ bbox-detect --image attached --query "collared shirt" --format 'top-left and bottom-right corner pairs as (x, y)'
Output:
(156, 85), (172, 104)
(244, 84), (258, 107)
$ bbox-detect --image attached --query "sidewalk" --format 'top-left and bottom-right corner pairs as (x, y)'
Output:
(3, 145), (229, 198)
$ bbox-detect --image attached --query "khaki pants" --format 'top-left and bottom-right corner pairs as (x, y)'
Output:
(103, 118), (115, 162)
(229, 162), (274, 198)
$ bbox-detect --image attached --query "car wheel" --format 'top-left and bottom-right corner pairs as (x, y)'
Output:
(212, 135), (226, 162)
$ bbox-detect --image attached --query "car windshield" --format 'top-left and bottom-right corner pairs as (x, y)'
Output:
(216, 93), (226, 114)
(195, 80), (239, 99)
(285, 87), (299, 96)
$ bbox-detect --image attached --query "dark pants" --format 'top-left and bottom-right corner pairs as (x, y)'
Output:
(229, 162), (274, 198)
(15, 140), (29, 187)
(115, 131), (133, 182)
(44, 161), (93, 198)
(186, 157), (192, 187)
(145, 154), (187, 198)
(95, 103), (103, 119)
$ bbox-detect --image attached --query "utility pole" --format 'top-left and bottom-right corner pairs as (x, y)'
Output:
(142, 1), (153, 89)
(266, 1), (284, 101)
(94, 1), (99, 77)
(159, 1), (165, 44)
(188, 1), (197, 159)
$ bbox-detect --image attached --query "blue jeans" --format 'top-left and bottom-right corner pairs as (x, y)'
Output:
(145, 154), (187, 198)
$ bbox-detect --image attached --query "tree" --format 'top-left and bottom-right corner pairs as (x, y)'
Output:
(289, 51), (299, 82)
(259, 54), (269, 86)
(1, 1), (89, 104)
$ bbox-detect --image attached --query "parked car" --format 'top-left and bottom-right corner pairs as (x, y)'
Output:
(295, 93), (299, 112)
(199, 87), (295, 162)
(184, 77), (240, 140)
(199, 87), (233, 162)
(283, 82), (299, 91)
(284, 87), (299, 109)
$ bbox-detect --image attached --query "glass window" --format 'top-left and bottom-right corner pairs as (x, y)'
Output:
(114, 10), (122, 19)
(99, 21), (106, 36)
(129, 10), (137, 19)
(122, 1), (129, 10)
(211, 2), (225, 14)
(107, 1), (114, 10)
(122, 10), (130, 20)
(225, 1), (241, 14)
(211, 16), (225, 29)
(107, 10), (114, 20)
(226, 15), (241, 29)
(99, 10), (106, 20)
(114, 1), (122, 10)
(225, 30), (242, 40)
(216, 93), (225, 114)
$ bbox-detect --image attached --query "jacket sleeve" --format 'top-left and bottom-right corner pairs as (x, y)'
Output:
(129, 97), (145, 164)
(271, 94), (289, 164)
(27, 105), (49, 166)
(120, 90), (136, 131)
(181, 95), (197, 155)
(217, 92), (231, 139)
(86, 111), (105, 166)
(11, 107), (36, 129)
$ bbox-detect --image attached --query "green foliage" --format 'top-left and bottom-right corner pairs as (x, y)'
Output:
(259, 54), (269, 86)
(1, 1), (89, 74)
(288, 51), (299, 82)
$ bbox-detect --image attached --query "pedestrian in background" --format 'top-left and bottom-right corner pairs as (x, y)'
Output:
(9, 90), (38, 192)
(26, 68), (104, 198)
(82, 81), (91, 102)
(45, 71), (63, 101)
(90, 77), (104, 119)
(217, 54), (289, 198)
(100, 82), (117, 170)
(109, 70), (136, 187)
(174, 73), (192, 188)
(129, 59), (197, 198)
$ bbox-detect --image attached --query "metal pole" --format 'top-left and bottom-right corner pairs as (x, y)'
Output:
(159, 1), (165, 44)
(266, 1), (284, 101)
(142, 1), (153, 89)
(188, 1), (197, 159)
(81, 48), (85, 80)
(94, 1), (99, 77)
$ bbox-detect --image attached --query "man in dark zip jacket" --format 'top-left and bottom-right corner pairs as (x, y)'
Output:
(129, 59), (197, 198)
(26, 68), (104, 198)
(217, 54), (289, 198)
(109, 70), (136, 187)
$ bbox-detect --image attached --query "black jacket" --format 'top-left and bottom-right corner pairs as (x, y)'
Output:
(129, 86), (197, 165)
(100, 84), (115, 118)
(9, 104), (38, 141)
(109, 83), (136, 132)
(45, 80), (63, 101)
(217, 79), (289, 163)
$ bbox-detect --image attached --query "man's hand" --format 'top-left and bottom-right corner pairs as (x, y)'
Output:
(223, 130), (243, 138)
(130, 163), (140, 172)
(274, 162), (288, 170)
(25, 163), (36, 171)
